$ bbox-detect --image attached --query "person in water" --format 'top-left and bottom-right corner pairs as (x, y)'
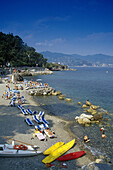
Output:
(100, 126), (106, 138)
(86, 100), (91, 106)
(84, 135), (90, 143)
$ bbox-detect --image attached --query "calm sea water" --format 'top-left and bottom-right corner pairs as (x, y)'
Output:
(27, 67), (113, 162)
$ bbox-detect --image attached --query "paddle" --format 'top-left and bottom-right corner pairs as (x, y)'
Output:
(3, 136), (39, 149)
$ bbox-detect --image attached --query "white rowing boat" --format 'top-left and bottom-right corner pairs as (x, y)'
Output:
(0, 144), (42, 157)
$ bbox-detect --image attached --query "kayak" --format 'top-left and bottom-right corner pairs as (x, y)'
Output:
(42, 139), (75, 163)
(43, 142), (64, 155)
(57, 151), (85, 161)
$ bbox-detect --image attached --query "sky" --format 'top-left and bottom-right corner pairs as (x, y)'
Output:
(0, 0), (113, 56)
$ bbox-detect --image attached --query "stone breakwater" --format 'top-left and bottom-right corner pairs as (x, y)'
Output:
(27, 87), (55, 96)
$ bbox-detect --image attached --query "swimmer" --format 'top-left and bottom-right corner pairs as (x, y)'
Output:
(84, 135), (90, 143)
(100, 126), (107, 138)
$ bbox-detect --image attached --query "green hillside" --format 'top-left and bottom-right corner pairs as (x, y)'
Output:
(0, 32), (47, 67)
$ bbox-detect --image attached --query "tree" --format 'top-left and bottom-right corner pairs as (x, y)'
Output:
(0, 32), (48, 67)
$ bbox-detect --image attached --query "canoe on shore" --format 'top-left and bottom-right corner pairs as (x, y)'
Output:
(0, 144), (42, 157)
(42, 139), (75, 163)
(57, 151), (85, 161)
(43, 142), (64, 155)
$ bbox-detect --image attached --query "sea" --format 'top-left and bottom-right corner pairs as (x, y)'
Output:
(26, 67), (113, 163)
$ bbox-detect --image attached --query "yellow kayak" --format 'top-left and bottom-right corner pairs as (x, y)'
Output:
(42, 139), (75, 164)
(43, 142), (64, 155)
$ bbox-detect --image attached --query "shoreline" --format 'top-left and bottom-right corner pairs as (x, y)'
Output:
(0, 80), (111, 169)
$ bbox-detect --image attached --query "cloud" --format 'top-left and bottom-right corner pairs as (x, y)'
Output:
(35, 38), (66, 47)
(77, 32), (113, 41)
(34, 16), (70, 28)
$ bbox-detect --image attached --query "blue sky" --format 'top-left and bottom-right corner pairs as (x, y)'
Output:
(0, 0), (113, 55)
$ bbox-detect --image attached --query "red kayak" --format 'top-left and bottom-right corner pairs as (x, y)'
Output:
(57, 151), (85, 161)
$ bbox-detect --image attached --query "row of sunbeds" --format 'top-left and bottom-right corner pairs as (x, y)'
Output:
(17, 105), (56, 139)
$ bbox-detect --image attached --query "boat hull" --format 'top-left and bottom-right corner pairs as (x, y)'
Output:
(43, 142), (64, 155)
(57, 151), (85, 161)
(0, 144), (42, 157)
(42, 139), (75, 163)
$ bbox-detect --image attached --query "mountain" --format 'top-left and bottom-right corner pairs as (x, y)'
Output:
(41, 51), (113, 67)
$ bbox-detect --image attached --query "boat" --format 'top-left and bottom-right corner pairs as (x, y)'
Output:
(43, 142), (64, 155)
(42, 139), (75, 163)
(57, 151), (85, 161)
(0, 144), (42, 157)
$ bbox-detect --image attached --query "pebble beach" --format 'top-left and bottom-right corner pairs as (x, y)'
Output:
(0, 78), (112, 170)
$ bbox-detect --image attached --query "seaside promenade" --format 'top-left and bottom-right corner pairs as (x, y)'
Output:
(0, 79), (103, 169)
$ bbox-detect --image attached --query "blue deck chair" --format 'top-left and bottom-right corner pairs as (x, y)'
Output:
(26, 109), (33, 115)
(21, 109), (28, 115)
(40, 115), (49, 124)
(35, 125), (42, 131)
(17, 105), (23, 110)
(33, 111), (37, 114)
(38, 111), (45, 117)
(9, 99), (15, 107)
(25, 118), (34, 126)
(41, 123), (49, 129)
(33, 115), (41, 123)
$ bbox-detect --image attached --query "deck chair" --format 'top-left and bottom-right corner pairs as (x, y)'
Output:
(26, 109), (33, 115)
(33, 115), (41, 123)
(9, 99), (15, 107)
(17, 105), (23, 110)
(44, 128), (56, 138)
(40, 115), (49, 124)
(40, 123), (49, 129)
(33, 111), (37, 114)
(35, 125), (42, 131)
(35, 126), (46, 141)
(25, 118), (34, 126)
(21, 109), (28, 115)
(38, 111), (45, 117)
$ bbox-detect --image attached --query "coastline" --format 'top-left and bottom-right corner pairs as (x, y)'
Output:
(0, 80), (111, 169)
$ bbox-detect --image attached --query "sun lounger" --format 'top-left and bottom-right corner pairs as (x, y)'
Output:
(35, 125), (42, 131)
(36, 131), (46, 141)
(33, 111), (37, 114)
(17, 105), (23, 110)
(35, 126), (46, 141)
(44, 128), (56, 138)
(26, 109), (33, 115)
(33, 115), (41, 123)
(21, 109), (28, 115)
(25, 118), (34, 126)
(40, 123), (49, 129)
(40, 115), (49, 124)
(38, 111), (45, 118)
(9, 99), (16, 107)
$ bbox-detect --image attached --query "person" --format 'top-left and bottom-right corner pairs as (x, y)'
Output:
(86, 100), (91, 106)
(100, 126), (105, 132)
(84, 135), (90, 143)
(100, 126), (106, 138)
